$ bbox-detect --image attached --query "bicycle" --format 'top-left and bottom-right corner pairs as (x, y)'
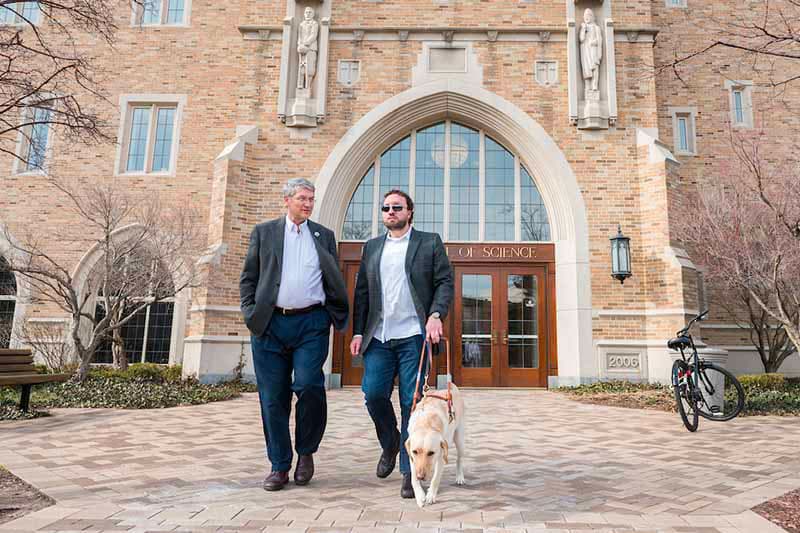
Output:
(668, 310), (746, 432)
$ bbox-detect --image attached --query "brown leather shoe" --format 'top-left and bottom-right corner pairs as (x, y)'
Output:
(294, 454), (314, 486)
(262, 470), (289, 491)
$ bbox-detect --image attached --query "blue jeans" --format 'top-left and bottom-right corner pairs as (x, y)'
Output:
(251, 307), (331, 472)
(361, 334), (426, 475)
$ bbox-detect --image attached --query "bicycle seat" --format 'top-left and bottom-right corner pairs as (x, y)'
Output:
(668, 335), (691, 350)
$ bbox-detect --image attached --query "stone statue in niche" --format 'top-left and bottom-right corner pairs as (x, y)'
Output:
(579, 8), (602, 99)
(297, 6), (319, 91)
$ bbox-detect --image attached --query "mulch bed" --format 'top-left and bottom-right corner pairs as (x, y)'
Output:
(0, 467), (54, 525)
(753, 488), (800, 533)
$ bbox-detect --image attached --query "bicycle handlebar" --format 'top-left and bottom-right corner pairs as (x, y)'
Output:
(676, 310), (709, 337)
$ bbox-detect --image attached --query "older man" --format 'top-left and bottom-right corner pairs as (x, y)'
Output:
(240, 178), (348, 491)
(350, 189), (454, 498)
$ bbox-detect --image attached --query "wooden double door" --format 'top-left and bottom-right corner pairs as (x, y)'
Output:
(334, 243), (555, 388)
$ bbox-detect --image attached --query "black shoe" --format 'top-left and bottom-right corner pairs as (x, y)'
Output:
(294, 454), (314, 486)
(376, 434), (400, 479)
(262, 470), (289, 491)
(401, 473), (414, 499)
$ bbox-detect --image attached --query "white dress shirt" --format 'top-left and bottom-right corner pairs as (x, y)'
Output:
(275, 216), (326, 309)
(374, 228), (422, 342)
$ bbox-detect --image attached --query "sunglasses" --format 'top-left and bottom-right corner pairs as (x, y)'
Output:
(381, 204), (405, 212)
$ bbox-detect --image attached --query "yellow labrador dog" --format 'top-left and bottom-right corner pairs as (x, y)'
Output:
(405, 383), (465, 507)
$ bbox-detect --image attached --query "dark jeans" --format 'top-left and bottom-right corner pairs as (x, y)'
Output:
(361, 334), (426, 475)
(251, 307), (331, 472)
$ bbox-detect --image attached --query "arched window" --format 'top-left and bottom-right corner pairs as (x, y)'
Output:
(91, 251), (176, 365)
(0, 255), (17, 349)
(342, 121), (551, 242)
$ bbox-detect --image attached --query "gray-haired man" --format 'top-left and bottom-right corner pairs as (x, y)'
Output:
(240, 178), (349, 491)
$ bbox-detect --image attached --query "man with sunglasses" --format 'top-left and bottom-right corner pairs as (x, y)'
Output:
(350, 189), (453, 499)
(240, 178), (349, 492)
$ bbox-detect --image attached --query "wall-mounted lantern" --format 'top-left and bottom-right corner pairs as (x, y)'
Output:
(610, 225), (631, 284)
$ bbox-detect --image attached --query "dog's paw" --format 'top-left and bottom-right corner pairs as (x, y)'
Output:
(424, 492), (436, 505)
(455, 474), (466, 485)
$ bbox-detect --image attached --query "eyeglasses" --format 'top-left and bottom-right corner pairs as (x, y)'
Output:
(381, 204), (405, 213)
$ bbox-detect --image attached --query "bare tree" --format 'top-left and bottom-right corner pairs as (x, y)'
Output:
(711, 287), (797, 373)
(677, 135), (800, 366)
(13, 313), (75, 371)
(0, 0), (145, 170)
(1, 179), (203, 381)
(656, 0), (800, 89)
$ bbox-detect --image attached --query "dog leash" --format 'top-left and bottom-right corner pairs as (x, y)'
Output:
(411, 337), (454, 422)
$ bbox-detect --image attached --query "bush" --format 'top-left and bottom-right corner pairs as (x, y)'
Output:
(162, 364), (183, 383)
(87, 363), (184, 383)
(739, 373), (786, 391)
(559, 376), (800, 417)
(559, 380), (669, 395)
(0, 373), (255, 419)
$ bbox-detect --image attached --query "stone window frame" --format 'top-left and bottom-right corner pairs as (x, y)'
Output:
(12, 100), (54, 176)
(337, 59), (361, 86)
(724, 80), (754, 129)
(665, 0), (687, 8)
(114, 94), (186, 177)
(534, 60), (559, 87)
(669, 106), (698, 156)
(131, 0), (192, 27)
(0, 2), (41, 26)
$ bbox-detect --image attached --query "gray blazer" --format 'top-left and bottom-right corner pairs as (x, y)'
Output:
(240, 217), (349, 337)
(352, 229), (454, 355)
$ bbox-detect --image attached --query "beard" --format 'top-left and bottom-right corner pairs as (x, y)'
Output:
(383, 218), (409, 231)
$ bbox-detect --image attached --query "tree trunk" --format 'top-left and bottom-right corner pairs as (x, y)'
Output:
(75, 351), (92, 382)
(764, 359), (782, 373)
(112, 327), (128, 371)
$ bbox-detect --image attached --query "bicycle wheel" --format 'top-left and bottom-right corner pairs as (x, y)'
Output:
(672, 359), (699, 432)
(695, 362), (745, 421)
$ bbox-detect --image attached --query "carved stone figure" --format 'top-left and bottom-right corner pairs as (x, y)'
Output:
(579, 8), (603, 97)
(297, 6), (319, 90)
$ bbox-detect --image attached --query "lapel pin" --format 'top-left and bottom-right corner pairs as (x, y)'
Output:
(314, 231), (320, 238)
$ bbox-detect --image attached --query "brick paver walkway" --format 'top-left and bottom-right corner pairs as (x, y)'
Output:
(1, 389), (797, 532)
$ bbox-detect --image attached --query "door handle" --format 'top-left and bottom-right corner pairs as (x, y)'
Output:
(501, 330), (508, 345)
(491, 331), (497, 345)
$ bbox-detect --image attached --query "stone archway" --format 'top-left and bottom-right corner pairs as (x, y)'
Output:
(313, 79), (595, 385)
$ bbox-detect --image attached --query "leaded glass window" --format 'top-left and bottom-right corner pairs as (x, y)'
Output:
(92, 253), (176, 364)
(0, 256), (16, 349)
(342, 121), (551, 243)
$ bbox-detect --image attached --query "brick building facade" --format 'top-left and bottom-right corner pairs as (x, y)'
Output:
(1, 0), (798, 385)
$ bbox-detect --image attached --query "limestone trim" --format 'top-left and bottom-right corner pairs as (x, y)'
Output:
(636, 128), (679, 165)
(189, 305), (241, 313)
(593, 308), (700, 317)
(312, 79), (593, 383)
(215, 125), (259, 162)
(238, 25), (658, 43)
(412, 42), (482, 88)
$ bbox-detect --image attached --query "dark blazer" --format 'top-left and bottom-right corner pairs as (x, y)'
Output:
(240, 217), (349, 337)
(352, 228), (454, 355)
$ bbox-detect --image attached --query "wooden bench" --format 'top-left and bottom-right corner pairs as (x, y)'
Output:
(0, 349), (70, 411)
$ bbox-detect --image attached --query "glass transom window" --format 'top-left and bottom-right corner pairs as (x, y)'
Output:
(342, 121), (551, 242)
